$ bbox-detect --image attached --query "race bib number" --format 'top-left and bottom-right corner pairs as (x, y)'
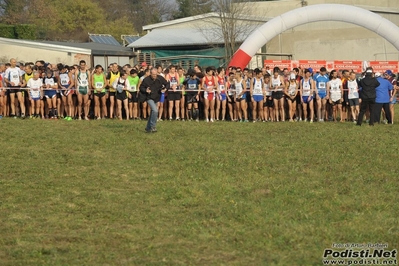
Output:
(188, 84), (196, 90)
(219, 85), (225, 91)
(303, 81), (311, 95)
(11, 73), (20, 84)
(235, 83), (242, 94)
(96, 82), (103, 89)
(45, 79), (54, 86)
(332, 84), (339, 91)
(116, 84), (124, 93)
(289, 86), (296, 95)
(61, 79), (68, 85)
(80, 80), (88, 86)
(318, 82), (326, 89)
(170, 81), (177, 87)
(254, 84), (262, 94)
(30, 89), (40, 98)
(130, 85), (137, 92)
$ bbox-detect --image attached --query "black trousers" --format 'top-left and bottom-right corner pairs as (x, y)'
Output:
(357, 99), (375, 125)
(372, 102), (392, 124)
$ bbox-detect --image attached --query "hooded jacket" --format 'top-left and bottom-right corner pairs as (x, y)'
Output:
(359, 74), (379, 100)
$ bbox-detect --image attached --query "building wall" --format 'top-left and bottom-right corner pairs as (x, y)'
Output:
(240, 0), (399, 64)
(0, 43), (91, 65)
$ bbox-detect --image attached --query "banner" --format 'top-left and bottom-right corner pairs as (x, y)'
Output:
(263, 60), (292, 70)
(296, 60), (327, 70)
(368, 61), (399, 73)
(333, 61), (363, 72)
(261, 60), (399, 74)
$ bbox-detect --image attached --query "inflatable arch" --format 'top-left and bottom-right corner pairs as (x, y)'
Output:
(228, 4), (399, 69)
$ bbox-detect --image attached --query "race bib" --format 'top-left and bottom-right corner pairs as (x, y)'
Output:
(188, 83), (196, 90)
(116, 84), (124, 93)
(11, 73), (20, 84)
(219, 85), (225, 91)
(319, 82), (326, 89)
(96, 82), (103, 89)
(254, 84), (262, 94)
(45, 79), (54, 86)
(61, 79), (68, 85)
(303, 81), (311, 96)
(235, 83), (242, 95)
(30, 89), (40, 98)
(170, 81), (177, 87)
(80, 80), (88, 86)
(332, 84), (339, 91)
(289, 86), (296, 95)
(130, 85), (137, 92)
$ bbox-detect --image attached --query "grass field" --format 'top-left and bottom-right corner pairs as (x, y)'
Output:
(1, 111), (399, 265)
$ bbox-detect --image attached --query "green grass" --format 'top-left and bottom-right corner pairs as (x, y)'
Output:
(0, 111), (398, 265)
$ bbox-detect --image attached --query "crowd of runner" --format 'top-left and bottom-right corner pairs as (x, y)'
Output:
(0, 58), (397, 123)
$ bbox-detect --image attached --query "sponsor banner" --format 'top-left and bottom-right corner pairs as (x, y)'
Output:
(264, 60), (292, 70)
(368, 61), (399, 73)
(296, 60), (327, 70)
(333, 61), (363, 72)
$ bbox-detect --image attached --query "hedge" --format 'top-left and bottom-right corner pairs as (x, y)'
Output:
(0, 24), (16, 38)
(0, 24), (37, 40)
(15, 24), (36, 40)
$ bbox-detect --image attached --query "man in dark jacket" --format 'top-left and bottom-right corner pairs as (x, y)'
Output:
(357, 69), (380, 126)
(139, 68), (169, 132)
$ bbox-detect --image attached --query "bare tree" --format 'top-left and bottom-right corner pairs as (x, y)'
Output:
(128, 0), (178, 33)
(199, 0), (262, 64)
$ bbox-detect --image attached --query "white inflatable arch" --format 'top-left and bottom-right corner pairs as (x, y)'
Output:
(228, 4), (399, 69)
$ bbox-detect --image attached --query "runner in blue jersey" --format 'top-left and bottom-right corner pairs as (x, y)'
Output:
(313, 67), (329, 122)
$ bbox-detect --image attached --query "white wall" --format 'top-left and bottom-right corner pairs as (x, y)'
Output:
(241, 0), (399, 61)
(0, 44), (91, 65)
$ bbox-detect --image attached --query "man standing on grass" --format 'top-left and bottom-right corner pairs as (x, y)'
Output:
(5, 58), (25, 118)
(139, 69), (169, 133)
(372, 72), (393, 124)
(357, 68), (379, 126)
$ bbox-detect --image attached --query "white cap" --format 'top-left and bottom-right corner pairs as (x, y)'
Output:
(366, 69), (373, 73)
(375, 72), (381, 77)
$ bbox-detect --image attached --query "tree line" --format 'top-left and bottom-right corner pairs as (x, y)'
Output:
(0, 0), (273, 62)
